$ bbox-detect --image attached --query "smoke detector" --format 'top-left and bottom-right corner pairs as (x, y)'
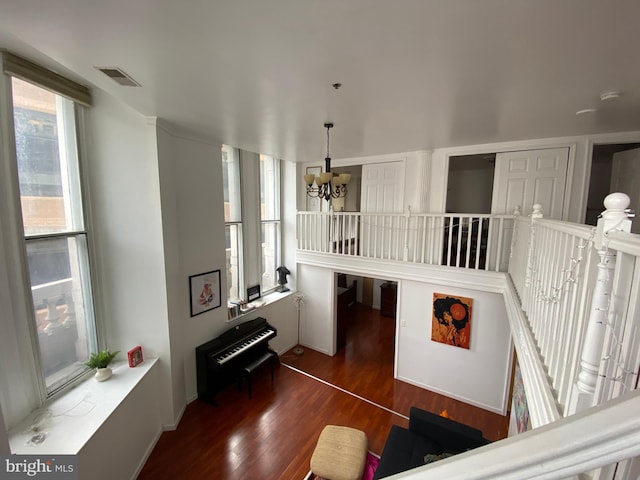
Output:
(95, 67), (141, 87)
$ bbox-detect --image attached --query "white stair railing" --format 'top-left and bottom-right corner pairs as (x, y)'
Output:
(297, 192), (640, 479)
(568, 193), (635, 416)
(521, 214), (597, 414)
(389, 388), (640, 480)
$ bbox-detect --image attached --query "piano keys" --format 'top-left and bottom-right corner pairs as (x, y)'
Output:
(214, 328), (275, 365)
(196, 317), (277, 404)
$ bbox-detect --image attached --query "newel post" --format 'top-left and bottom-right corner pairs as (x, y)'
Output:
(568, 193), (632, 414)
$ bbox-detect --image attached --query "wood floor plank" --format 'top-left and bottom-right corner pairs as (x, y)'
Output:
(138, 303), (508, 479)
(281, 304), (508, 441)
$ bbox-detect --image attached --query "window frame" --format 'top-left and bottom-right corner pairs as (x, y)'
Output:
(222, 145), (245, 302)
(0, 53), (99, 406)
(259, 154), (282, 294)
(221, 147), (282, 305)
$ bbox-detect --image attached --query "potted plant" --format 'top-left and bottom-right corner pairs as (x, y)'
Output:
(85, 349), (119, 381)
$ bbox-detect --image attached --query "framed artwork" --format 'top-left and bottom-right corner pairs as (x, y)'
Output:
(512, 357), (531, 433)
(189, 269), (221, 316)
(127, 345), (144, 367)
(305, 166), (322, 212)
(247, 284), (261, 302)
(431, 293), (473, 349)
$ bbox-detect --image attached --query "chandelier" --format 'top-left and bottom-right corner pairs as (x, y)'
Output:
(304, 122), (351, 201)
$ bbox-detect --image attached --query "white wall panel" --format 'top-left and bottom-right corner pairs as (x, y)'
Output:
(88, 92), (173, 424)
(397, 280), (512, 413)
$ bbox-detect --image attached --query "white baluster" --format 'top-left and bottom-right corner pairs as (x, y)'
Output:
(403, 206), (411, 262)
(525, 204), (543, 290)
(509, 206), (522, 277)
(568, 193), (632, 414)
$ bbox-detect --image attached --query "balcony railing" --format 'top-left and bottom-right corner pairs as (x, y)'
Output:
(31, 278), (87, 383)
(296, 193), (640, 479)
(297, 210), (515, 271)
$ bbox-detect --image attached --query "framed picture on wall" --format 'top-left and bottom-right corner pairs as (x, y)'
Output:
(305, 166), (322, 212)
(189, 269), (221, 316)
(431, 293), (473, 349)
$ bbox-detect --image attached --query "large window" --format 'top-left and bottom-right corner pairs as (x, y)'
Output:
(11, 75), (97, 396)
(222, 146), (281, 303)
(260, 154), (281, 292)
(222, 145), (243, 301)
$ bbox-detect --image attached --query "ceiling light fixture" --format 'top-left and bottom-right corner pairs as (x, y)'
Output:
(600, 91), (621, 101)
(576, 108), (597, 115)
(304, 123), (350, 202)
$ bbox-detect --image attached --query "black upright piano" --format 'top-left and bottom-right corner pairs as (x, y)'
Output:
(196, 317), (277, 404)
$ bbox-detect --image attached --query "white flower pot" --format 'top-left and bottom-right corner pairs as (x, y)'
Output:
(95, 367), (113, 382)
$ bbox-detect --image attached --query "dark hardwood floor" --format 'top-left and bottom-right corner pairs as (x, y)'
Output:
(138, 304), (508, 479)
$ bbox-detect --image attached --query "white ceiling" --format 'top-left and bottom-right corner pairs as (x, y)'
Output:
(1, 0), (640, 163)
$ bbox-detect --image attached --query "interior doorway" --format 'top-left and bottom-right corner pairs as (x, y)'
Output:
(446, 154), (495, 213)
(586, 143), (640, 226)
(331, 165), (362, 212)
(335, 273), (397, 352)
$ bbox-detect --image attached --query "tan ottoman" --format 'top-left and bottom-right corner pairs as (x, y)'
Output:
(310, 425), (368, 480)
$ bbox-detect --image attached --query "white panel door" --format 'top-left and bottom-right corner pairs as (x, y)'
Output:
(491, 148), (569, 219)
(361, 162), (405, 213)
(611, 147), (640, 234)
(360, 162), (405, 259)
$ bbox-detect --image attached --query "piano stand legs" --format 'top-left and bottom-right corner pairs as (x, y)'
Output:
(240, 350), (277, 399)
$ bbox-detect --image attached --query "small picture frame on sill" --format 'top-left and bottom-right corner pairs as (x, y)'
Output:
(128, 345), (143, 367)
(247, 284), (261, 302)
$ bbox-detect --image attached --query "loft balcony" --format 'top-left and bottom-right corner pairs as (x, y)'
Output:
(296, 193), (640, 479)
(298, 209), (515, 271)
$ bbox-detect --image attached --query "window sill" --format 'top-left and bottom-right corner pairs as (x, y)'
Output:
(226, 289), (294, 322)
(8, 358), (158, 455)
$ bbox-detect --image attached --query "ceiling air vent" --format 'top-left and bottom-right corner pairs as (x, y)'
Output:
(95, 67), (141, 87)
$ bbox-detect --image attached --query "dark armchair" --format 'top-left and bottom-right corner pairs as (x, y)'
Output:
(373, 407), (490, 479)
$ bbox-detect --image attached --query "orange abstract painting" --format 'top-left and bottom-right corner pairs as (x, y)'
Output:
(432, 293), (472, 349)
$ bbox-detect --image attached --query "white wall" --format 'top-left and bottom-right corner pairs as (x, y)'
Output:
(396, 280), (512, 414)
(155, 124), (224, 423)
(282, 159), (298, 292)
(154, 125), (185, 425)
(77, 364), (161, 480)
(155, 127), (227, 406)
(86, 91), (176, 426)
(294, 252), (511, 412)
(298, 150), (431, 213)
